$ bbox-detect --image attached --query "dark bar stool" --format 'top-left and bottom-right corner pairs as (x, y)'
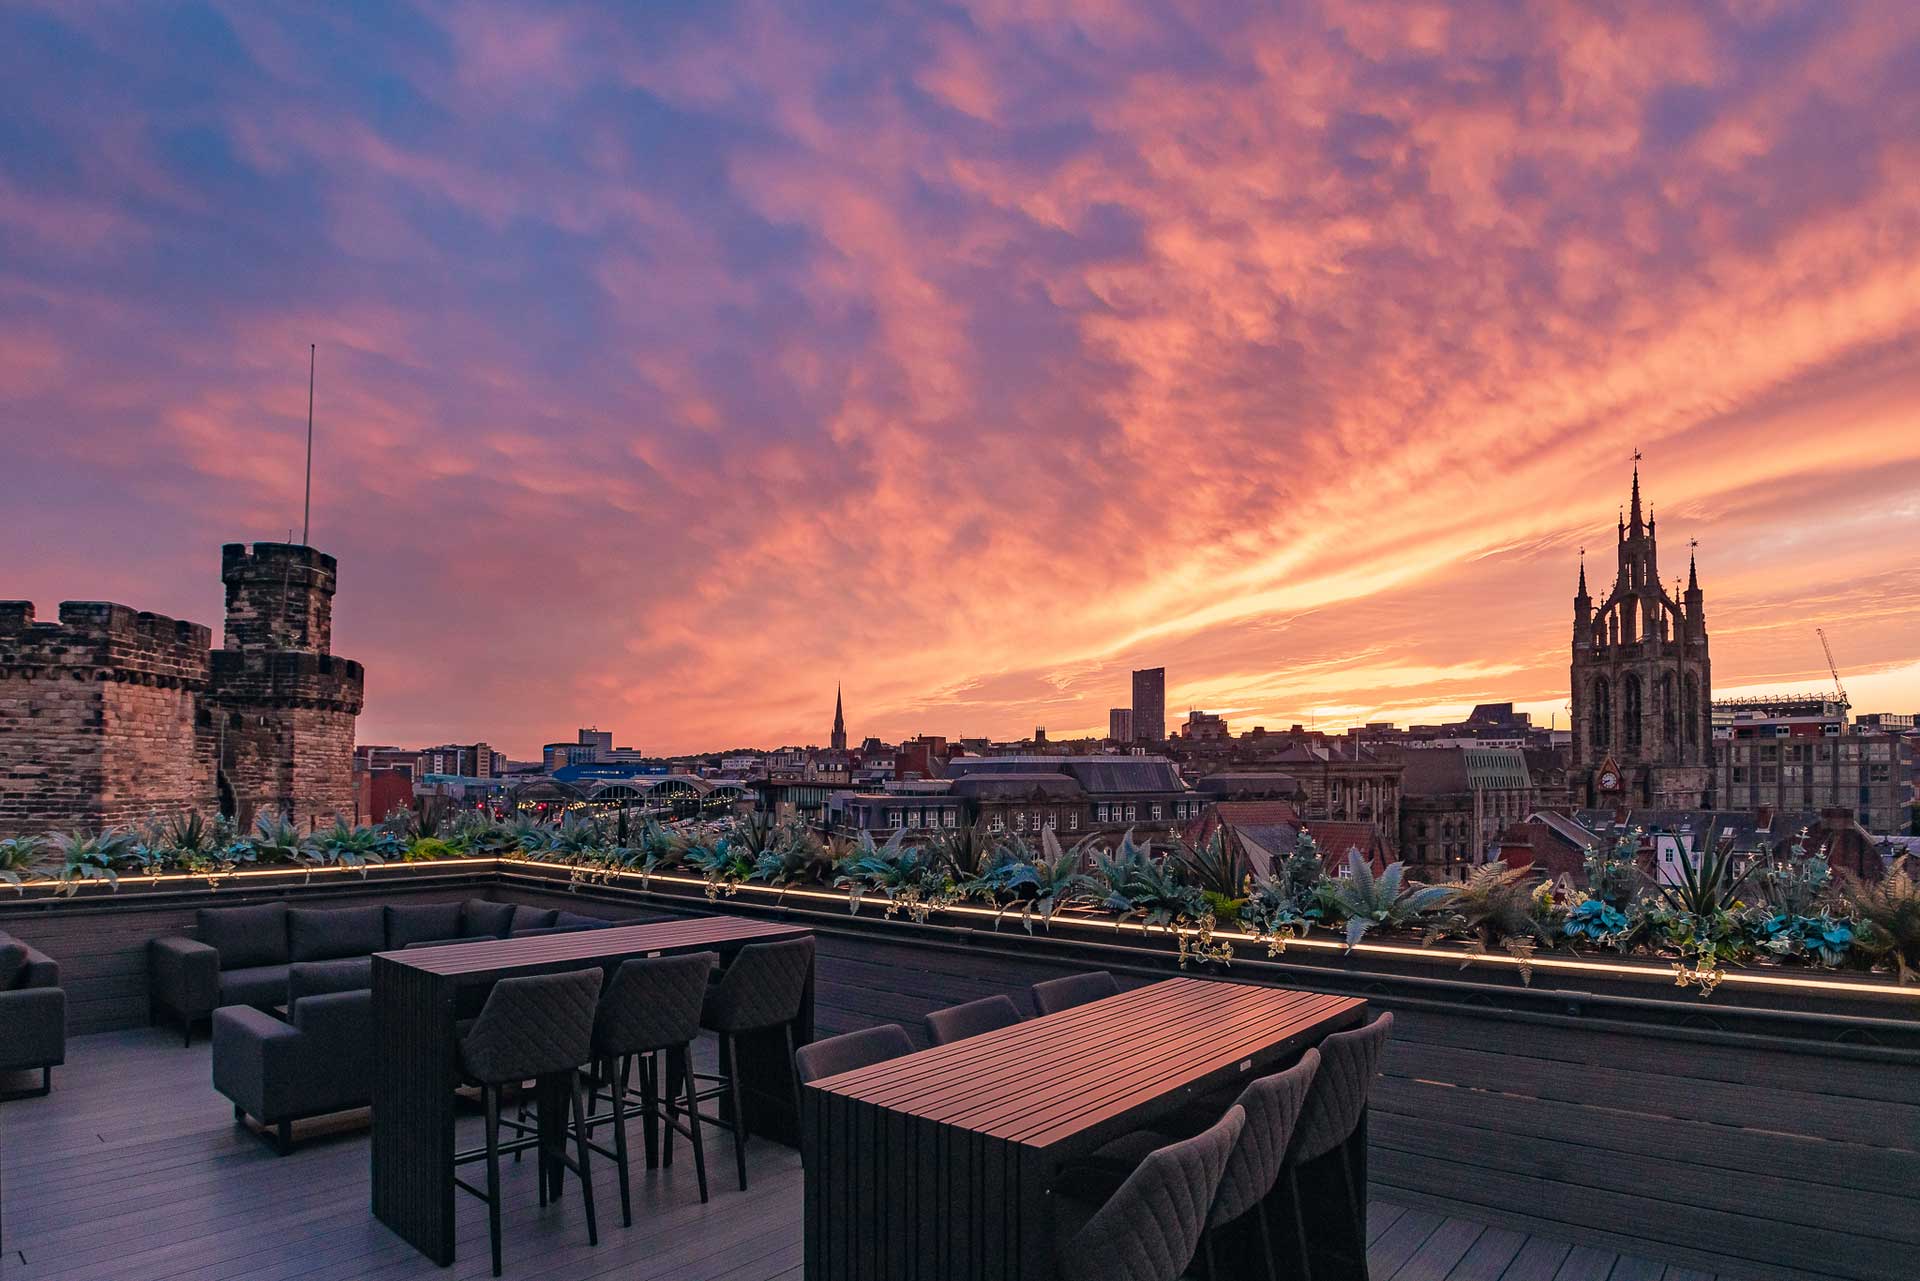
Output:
(583, 951), (717, 1224)
(924, 994), (1023, 1046)
(1053, 1106), (1245, 1281)
(682, 936), (815, 1191)
(1032, 970), (1119, 1015)
(454, 968), (603, 1278)
(1284, 1013), (1393, 1274)
(795, 1024), (912, 1084)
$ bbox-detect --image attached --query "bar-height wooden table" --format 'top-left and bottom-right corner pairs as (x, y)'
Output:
(803, 978), (1365, 1281)
(371, 916), (814, 1266)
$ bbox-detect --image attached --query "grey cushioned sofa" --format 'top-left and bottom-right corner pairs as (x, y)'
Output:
(0, 928), (66, 1097)
(150, 899), (610, 1045)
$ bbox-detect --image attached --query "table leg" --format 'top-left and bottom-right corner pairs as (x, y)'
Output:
(372, 960), (459, 1266)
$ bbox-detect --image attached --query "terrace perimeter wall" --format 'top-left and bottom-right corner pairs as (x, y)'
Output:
(0, 601), (217, 836)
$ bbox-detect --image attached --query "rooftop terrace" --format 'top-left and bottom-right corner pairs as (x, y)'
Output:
(1, 864), (1913, 1281)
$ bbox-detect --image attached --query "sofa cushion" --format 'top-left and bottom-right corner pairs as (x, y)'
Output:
(555, 911), (612, 931)
(288, 957), (373, 1006)
(510, 905), (558, 933)
(460, 899), (516, 939)
(385, 902), (464, 950)
(287, 905), (387, 962)
(218, 963), (292, 1010)
(197, 902), (289, 970)
(0, 940), (28, 990)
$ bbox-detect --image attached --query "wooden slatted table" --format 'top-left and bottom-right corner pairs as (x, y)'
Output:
(371, 915), (813, 1266)
(802, 977), (1366, 1280)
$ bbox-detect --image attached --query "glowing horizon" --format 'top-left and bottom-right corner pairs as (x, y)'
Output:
(4, 2), (1919, 757)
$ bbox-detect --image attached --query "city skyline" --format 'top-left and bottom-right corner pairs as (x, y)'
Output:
(7, 4), (1920, 756)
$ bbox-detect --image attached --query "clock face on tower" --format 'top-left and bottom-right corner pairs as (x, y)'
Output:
(1598, 768), (1621, 792)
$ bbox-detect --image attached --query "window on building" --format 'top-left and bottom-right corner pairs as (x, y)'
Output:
(1125, 804), (1137, 822)
(1014, 812), (1027, 831)
(1150, 803), (1162, 821)
(1068, 813), (1079, 831)
(1045, 814), (1057, 830)
(888, 809), (903, 828)
(943, 810), (957, 828)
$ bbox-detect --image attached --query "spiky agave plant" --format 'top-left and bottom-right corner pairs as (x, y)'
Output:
(299, 819), (396, 874)
(924, 822), (994, 885)
(961, 828), (1096, 933)
(51, 828), (135, 894)
(834, 828), (952, 922)
(1318, 850), (1457, 948)
(1091, 830), (1206, 931)
(1846, 856), (1920, 983)
(1167, 824), (1253, 922)
(0, 834), (46, 893)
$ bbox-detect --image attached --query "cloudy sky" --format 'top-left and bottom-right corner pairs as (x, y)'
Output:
(4, 1), (1919, 757)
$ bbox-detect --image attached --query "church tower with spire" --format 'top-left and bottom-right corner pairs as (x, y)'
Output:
(1569, 460), (1713, 808)
(830, 684), (847, 752)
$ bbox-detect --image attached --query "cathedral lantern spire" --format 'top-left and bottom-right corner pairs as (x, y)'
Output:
(1629, 450), (1644, 534)
(830, 683), (847, 752)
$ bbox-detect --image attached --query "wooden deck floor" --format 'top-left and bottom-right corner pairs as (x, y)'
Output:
(0, 1029), (1740, 1281)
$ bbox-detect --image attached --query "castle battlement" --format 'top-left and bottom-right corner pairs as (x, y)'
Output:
(0, 600), (213, 687)
(209, 648), (365, 713)
(1, 542), (363, 838)
(221, 542), (338, 653)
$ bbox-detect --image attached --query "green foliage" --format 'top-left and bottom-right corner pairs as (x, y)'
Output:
(1241, 830), (1327, 942)
(1317, 850), (1457, 948)
(52, 829), (134, 893)
(299, 819), (396, 872)
(251, 811), (303, 863)
(1583, 829), (1644, 908)
(1654, 834), (1757, 918)
(403, 837), (460, 863)
(960, 828), (1095, 932)
(1168, 826), (1251, 901)
(1847, 856), (1920, 983)
(1091, 831), (1206, 930)
(835, 828), (953, 922)
(924, 823), (994, 884)
(0, 835), (46, 892)
(1424, 862), (1555, 981)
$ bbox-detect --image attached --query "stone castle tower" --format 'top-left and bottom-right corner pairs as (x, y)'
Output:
(0, 543), (363, 838)
(207, 543), (364, 829)
(1569, 464), (1712, 808)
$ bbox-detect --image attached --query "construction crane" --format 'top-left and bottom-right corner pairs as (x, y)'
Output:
(1816, 627), (1850, 710)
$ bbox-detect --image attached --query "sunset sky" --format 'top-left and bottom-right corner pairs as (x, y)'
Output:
(4, 2), (1920, 757)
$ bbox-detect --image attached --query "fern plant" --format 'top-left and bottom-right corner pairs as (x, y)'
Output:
(1583, 828), (1644, 908)
(1424, 862), (1554, 982)
(1317, 850), (1456, 948)
(1847, 856), (1920, 982)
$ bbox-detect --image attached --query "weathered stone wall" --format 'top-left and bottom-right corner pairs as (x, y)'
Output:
(208, 620), (364, 831)
(220, 542), (336, 652)
(0, 601), (216, 837)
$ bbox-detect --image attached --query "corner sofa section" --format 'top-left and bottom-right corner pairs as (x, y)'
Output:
(149, 898), (609, 1046)
(0, 928), (66, 1097)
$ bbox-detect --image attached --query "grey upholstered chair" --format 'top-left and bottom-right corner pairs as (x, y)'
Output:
(1031, 970), (1120, 1016)
(1054, 1105), (1246, 1281)
(586, 951), (717, 1223)
(456, 968), (604, 1277)
(1205, 1049), (1320, 1280)
(924, 994), (1023, 1046)
(1286, 1013), (1393, 1271)
(0, 931), (64, 1097)
(794, 1024), (913, 1085)
(696, 936), (816, 1191)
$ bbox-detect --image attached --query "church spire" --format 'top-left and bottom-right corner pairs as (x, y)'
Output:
(1688, 543), (1699, 592)
(1629, 449), (1644, 534)
(831, 683), (847, 751)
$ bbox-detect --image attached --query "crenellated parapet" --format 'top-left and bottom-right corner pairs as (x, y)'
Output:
(0, 601), (213, 689)
(208, 649), (364, 714)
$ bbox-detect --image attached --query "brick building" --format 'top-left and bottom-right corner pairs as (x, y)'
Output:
(1398, 746), (1536, 881)
(0, 542), (363, 837)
